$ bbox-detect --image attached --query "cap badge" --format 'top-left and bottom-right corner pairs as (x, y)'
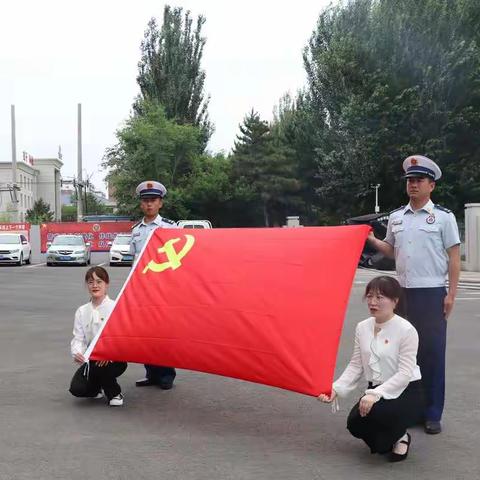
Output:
(147, 182), (153, 189)
(411, 158), (418, 166)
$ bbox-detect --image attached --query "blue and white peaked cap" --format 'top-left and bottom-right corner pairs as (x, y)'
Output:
(136, 180), (167, 198)
(403, 155), (442, 181)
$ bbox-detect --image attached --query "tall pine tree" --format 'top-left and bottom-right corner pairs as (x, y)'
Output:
(26, 198), (54, 224)
(136, 6), (213, 146)
(231, 110), (300, 227)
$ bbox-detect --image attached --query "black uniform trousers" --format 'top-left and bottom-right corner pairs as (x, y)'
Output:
(347, 381), (424, 454)
(403, 287), (447, 422)
(69, 361), (127, 400)
(144, 364), (176, 385)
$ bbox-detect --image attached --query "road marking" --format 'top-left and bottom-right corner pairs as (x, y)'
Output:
(98, 262), (106, 266)
(25, 263), (46, 268)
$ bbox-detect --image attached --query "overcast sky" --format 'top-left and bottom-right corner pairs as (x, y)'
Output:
(0, 0), (329, 193)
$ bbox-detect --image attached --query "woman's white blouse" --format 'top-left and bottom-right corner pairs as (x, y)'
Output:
(333, 314), (421, 400)
(70, 296), (115, 357)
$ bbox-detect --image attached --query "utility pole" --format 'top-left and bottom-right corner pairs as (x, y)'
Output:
(77, 103), (83, 221)
(84, 179), (88, 215)
(370, 184), (381, 213)
(11, 105), (19, 222)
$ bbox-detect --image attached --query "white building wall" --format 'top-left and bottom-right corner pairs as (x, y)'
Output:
(15, 164), (38, 222)
(0, 157), (62, 221)
(32, 158), (63, 221)
(0, 164), (17, 221)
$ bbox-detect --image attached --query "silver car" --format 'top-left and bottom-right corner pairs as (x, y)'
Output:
(46, 235), (91, 266)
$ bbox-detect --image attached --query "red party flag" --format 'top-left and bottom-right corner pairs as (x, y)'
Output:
(88, 226), (369, 396)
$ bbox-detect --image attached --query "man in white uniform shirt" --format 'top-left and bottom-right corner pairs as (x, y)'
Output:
(130, 180), (178, 389)
(368, 155), (460, 435)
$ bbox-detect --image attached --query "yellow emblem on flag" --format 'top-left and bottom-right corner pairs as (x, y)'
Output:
(143, 235), (195, 274)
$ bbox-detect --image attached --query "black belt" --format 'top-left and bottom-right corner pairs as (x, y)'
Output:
(368, 380), (422, 389)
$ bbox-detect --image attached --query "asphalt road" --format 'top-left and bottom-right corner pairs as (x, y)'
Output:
(0, 264), (479, 480)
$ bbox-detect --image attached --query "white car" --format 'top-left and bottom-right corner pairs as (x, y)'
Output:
(108, 234), (133, 266)
(0, 233), (31, 265)
(46, 235), (91, 266)
(177, 220), (212, 229)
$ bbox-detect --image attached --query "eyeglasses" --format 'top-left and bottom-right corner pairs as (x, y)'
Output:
(87, 279), (105, 286)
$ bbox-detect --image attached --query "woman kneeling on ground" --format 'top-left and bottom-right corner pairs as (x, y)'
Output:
(319, 275), (424, 462)
(69, 266), (127, 407)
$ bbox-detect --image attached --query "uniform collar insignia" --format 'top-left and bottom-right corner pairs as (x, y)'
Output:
(422, 200), (435, 215)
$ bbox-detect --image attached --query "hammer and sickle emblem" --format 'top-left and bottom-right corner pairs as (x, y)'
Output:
(143, 234), (195, 274)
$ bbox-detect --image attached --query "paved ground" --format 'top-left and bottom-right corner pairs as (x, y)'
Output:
(0, 264), (479, 480)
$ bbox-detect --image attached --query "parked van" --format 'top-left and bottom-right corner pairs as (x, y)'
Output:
(176, 220), (212, 229)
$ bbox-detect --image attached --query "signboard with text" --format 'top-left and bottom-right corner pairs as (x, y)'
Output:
(0, 223), (31, 240)
(40, 222), (134, 252)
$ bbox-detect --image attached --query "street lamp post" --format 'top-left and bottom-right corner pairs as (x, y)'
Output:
(370, 184), (381, 213)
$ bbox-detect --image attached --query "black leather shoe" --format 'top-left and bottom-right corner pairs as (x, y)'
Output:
(424, 420), (442, 434)
(389, 433), (411, 462)
(135, 378), (156, 387)
(159, 376), (175, 390)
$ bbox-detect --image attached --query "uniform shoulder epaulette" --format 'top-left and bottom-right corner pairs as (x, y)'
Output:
(162, 217), (176, 225)
(131, 221), (141, 230)
(389, 206), (405, 215)
(434, 204), (452, 213)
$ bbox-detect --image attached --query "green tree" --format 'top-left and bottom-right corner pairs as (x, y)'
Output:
(302, 0), (480, 221)
(26, 198), (54, 224)
(272, 92), (320, 224)
(136, 6), (213, 145)
(61, 205), (77, 222)
(231, 110), (301, 227)
(177, 153), (242, 227)
(70, 191), (107, 216)
(103, 100), (203, 217)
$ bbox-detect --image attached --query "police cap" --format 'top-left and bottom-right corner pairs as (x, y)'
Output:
(135, 180), (167, 198)
(403, 155), (442, 181)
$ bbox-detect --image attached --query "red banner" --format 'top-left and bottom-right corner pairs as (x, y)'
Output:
(89, 226), (370, 396)
(40, 222), (134, 252)
(0, 223), (31, 240)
